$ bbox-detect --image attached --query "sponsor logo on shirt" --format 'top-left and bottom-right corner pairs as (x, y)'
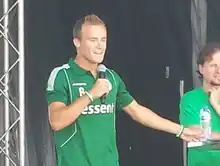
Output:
(82, 103), (115, 115)
(72, 83), (87, 86)
(78, 87), (115, 115)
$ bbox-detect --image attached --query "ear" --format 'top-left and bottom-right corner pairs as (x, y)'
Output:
(198, 64), (204, 75)
(73, 38), (80, 48)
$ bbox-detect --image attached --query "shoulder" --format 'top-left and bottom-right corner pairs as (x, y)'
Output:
(181, 88), (203, 101)
(47, 64), (70, 91)
(106, 67), (122, 80)
(49, 64), (70, 77)
(106, 68), (124, 86)
(180, 88), (204, 111)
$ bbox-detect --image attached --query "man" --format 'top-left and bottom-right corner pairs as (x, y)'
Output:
(179, 43), (220, 166)
(46, 14), (200, 166)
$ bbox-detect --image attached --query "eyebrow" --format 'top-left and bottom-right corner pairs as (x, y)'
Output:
(89, 37), (107, 40)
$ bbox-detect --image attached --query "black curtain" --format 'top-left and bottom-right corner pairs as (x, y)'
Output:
(25, 0), (194, 166)
(207, 0), (220, 43)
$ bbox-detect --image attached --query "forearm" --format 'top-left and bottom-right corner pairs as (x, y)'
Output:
(212, 132), (220, 140)
(131, 104), (181, 135)
(49, 94), (91, 131)
(210, 97), (220, 116)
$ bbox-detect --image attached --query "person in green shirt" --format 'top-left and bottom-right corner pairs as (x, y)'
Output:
(179, 43), (220, 166)
(46, 14), (201, 166)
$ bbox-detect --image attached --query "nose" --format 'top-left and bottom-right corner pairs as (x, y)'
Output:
(216, 65), (220, 73)
(97, 41), (101, 48)
(96, 40), (103, 49)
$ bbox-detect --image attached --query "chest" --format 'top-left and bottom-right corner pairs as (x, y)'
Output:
(197, 103), (220, 131)
(67, 75), (117, 103)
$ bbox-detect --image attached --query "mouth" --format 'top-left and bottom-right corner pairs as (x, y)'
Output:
(93, 52), (104, 55)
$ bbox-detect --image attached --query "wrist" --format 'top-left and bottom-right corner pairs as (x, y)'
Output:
(210, 100), (220, 110)
(212, 101), (220, 107)
(88, 90), (99, 100)
(85, 91), (94, 102)
(176, 125), (184, 138)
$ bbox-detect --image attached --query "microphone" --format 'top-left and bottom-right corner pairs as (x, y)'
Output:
(97, 64), (107, 104)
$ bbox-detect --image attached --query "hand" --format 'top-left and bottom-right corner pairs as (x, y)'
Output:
(89, 79), (111, 100)
(209, 87), (220, 108)
(180, 127), (202, 142)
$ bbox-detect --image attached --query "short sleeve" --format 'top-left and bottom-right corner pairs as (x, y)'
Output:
(46, 68), (68, 105)
(114, 73), (134, 110)
(179, 94), (200, 127)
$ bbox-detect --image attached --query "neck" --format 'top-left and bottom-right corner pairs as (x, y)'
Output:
(74, 55), (98, 76)
(203, 82), (211, 93)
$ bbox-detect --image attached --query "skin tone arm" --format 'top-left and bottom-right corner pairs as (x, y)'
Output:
(48, 79), (110, 131)
(187, 126), (220, 140)
(49, 78), (201, 141)
(209, 87), (220, 116)
(48, 96), (91, 131)
(124, 100), (201, 141)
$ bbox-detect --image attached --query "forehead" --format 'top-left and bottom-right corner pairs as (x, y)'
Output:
(207, 52), (220, 64)
(81, 24), (107, 37)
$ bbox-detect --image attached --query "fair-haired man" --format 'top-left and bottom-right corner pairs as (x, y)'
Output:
(180, 43), (220, 166)
(46, 14), (200, 166)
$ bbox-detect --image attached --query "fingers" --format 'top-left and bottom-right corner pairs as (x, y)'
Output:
(98, 79), (112, 92)
(209, 87), (220, 104)
(181, 128), (203, 142)
(181, 134), (202, 142)
(91, 79), (112, 99)
(192, 137), (200, 142)
(209, 86), (220, 93)
(107, 80), (112, 91)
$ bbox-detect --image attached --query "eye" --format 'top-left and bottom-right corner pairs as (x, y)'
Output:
(101, 38), (107, 41)
(210, 64), (217, 68)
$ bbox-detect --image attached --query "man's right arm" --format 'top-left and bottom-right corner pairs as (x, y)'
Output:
(47, 73), (110, 131)
(48, 95), (91, 131)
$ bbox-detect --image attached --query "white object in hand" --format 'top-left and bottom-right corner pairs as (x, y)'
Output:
(200, 106), (212, 141)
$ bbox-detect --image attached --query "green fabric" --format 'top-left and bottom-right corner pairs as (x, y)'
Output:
(179, 88), (220, 166)
(46, 59), (134, 166)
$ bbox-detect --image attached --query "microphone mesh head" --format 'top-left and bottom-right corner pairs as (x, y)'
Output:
(97, 64), (107, 72)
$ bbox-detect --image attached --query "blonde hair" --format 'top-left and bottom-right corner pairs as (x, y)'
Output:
(73, 14), (106, 39)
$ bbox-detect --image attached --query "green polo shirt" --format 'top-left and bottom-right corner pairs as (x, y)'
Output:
(179, 88), (220, 166)
(46, 59), (134, 166)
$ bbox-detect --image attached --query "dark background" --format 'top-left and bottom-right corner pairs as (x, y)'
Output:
(23, 0), (220, 166)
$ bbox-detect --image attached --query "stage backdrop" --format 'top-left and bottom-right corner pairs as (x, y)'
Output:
(23, 0), (219, 165)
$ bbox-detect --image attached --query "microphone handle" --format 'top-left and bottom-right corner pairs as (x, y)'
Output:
(101, 95), (106, 104)
(98, 71), (106, 104)
(98, 71), (105, 79)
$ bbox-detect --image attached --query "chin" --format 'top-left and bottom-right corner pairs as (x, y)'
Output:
(92, 57), (104, 64)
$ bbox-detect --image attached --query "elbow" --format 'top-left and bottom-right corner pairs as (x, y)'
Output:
(49, 118), (76, 131)
(124, 102), (141, 122)
(131, 105), (142, 121)
(129, 110), (139, 121)
(49, 120), (64, 131)
(51, 125), (62, 131)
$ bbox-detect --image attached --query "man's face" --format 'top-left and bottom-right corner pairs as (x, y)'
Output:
(199, 52), (220, 86)
(74, 24), (107, 64)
